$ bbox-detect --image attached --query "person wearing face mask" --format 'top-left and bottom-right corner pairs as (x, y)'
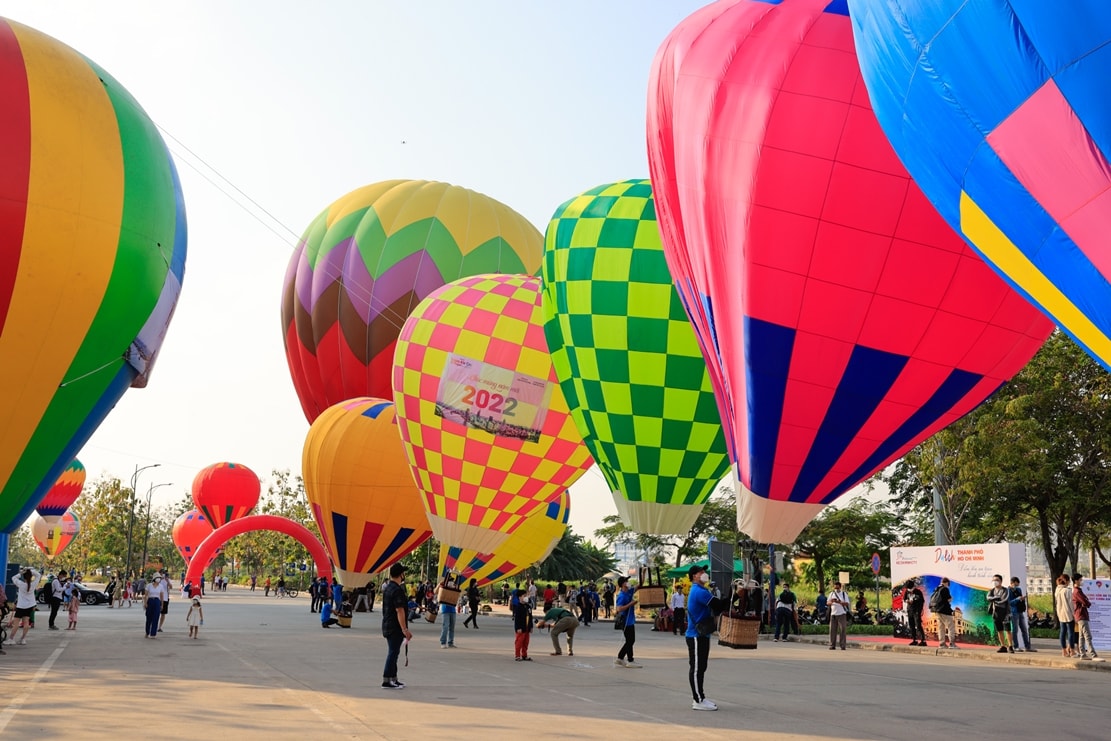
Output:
(828, 581), (850, 651)
(684, 565), (717, 711)
(986, 574), (1014, 654)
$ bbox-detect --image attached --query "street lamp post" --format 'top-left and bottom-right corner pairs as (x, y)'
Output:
(140, 482), (172, 576)
(124, 463), (161, 577)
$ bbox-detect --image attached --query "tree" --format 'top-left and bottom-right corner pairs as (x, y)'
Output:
(793, 498), (900, 591)
(877, 331), (1111, 582)
(593, 487), (739, 567)
(6, 524), (40, 569)
(536, 528), (617, 581)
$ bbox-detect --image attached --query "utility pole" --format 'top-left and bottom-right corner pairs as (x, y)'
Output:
(124, 463), (161, 577)
(140, 482), (171, 576)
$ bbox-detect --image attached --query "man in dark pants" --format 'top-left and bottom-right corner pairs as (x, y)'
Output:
(48, 570), (68, 630)
(685, 564), (717, 710)
(380, 563), (411, 689)
(904, 579), (927, 646)
(462, 579), (481, 629)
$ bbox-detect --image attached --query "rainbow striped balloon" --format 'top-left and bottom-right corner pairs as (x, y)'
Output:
(35, 459), (86, 518)
(0, 19), (187, 534)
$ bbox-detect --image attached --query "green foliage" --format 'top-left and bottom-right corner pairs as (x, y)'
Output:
(593, 486), (738, 567)
(793, 498), (900, 592)
(876, 331), (1111, 582)
(536, 528), (617, 582)
(6, 524), (40, 569)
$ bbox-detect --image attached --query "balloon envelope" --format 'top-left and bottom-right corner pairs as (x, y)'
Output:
(31, 510), (79, 560)
(0, 19), (187, 534)
(439, 490), (569, 589)
(192, 462), (261, 529)
(542, 179), (730, 534)
(848, 0), (1111, 371)
(393, 274), (593, 553)
(35, 459), (85, 517)
(282, 179), (544, 423)
(647, 0), (1053, 542)
(303, 397), (433, 588)
(172, 509), (216, 565)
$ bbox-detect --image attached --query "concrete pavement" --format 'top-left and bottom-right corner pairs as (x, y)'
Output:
(2, 588), (1109, 740)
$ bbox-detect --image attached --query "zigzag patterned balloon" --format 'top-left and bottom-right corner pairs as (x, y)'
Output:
(282, 180), (543, 423)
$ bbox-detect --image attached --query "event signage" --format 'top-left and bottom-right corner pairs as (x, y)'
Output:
(1082, 579), (1111, 651)
(436, 353), (553, 443)
(889, 543), (1026, 645)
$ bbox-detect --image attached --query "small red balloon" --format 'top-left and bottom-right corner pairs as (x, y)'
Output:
(172, 509), (216, 565)
(191, 462), (261, 528)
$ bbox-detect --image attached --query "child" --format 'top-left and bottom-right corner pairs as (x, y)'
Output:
(512, 589), (533, 661)
(66, 586), (80, 630)
(186, 597), (203, 639)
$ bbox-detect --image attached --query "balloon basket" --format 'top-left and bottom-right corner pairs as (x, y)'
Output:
(337, 615), (352, 629)
(718, 615), (759, 649)
(436, 585), (461, 605)
(637, 586), (666, 608)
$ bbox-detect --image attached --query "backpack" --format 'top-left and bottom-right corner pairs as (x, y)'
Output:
(928, 587), (944, 612)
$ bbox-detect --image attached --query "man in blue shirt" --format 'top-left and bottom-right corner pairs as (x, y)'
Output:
(613, 576), (642, 668)
(685, 564), (717, 711)
(320, 599), (339, 628)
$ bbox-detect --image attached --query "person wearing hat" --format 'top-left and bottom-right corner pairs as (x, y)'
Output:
(684, 564), (717, 711)
(380, 563), (412, 689)
(143, 572), (169, 638)
(537, 604), (578, 656)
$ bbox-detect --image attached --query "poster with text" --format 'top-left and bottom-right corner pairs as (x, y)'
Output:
(435, 353), (554, 443)
(1083, 579), (1111, 651)
(889, 544), (1026, 646)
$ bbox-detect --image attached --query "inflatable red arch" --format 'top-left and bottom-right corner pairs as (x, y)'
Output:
(184, 514), (333, 587)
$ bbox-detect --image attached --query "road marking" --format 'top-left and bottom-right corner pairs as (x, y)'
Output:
(0, 639), (70, 732)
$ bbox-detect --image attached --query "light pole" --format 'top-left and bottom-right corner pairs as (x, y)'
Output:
(124, 463), (161, 577)
(140, 482), (172, 576)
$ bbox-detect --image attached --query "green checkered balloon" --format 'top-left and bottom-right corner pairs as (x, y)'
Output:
(541, 179), (730, 534)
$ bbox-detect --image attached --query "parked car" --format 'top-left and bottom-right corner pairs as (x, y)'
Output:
(36, 582), (110, 606)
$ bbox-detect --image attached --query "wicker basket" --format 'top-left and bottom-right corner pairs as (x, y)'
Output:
(717, 615), (759, 649)
(436, 585), (461, 604)
(637, 586), (667, 608)
(337, 615), (352, 629)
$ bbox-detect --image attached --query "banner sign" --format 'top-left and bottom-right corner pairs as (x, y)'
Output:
(436, 353), (554, 443)
(889, 543), (1026, 645)
(1083, 579), (1111, 651)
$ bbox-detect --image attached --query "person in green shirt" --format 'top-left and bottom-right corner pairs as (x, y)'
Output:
(536, 606), (578, 656)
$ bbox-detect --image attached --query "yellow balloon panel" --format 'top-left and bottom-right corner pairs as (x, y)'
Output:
(30, 510), (80, 560)
(438, 490), (570, 589)
(303, 397), (432, 586)
(393, 274), (593, 553)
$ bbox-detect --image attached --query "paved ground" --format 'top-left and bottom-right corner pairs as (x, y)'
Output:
(2, 588), (1109, 740)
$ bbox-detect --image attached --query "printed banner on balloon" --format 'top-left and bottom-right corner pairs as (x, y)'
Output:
(435, 353), (553, 443)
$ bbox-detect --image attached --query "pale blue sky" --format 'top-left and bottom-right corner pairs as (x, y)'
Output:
(6, 1), (716, 540)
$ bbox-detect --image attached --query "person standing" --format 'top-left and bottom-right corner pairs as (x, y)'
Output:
(527, 579), (538, 611)
(105, 575), (117, 608)
(144, 573), (168, 638)
(9, 567), (41, 645)
(613, 576), (642, 668)
(186, 597), (203, 639)
(264, 576), (271, 597)
(987, 574), (1014, 654)
(512, 589), (533, 661)
(331, 577), (342, 609)
(685, 564), (717, 711)
(537, 605), (578, 656)
(158, 572), (173, 633)
(773, 583), (797, 642)
(366, 580), (377, 613)
(380, 563), (411, 689)
(462, 579), (481, 629)
(904, 580), (927, 646)
(543, 584), (556, 613)
(1008, 577), (1033, 652)
(310, 577), (321, 613)
(1054, 574), (1076, 657)
(48, 570), (67, 630)
(828, 581), (850, 650)
(1073, 574), (1098, 661)
(249, 574), (257, 592)
(439, 583), (457, 649)
(933, 578), (957, 648)
(66, 585), (80, 630)
(670, 582), (687, 636)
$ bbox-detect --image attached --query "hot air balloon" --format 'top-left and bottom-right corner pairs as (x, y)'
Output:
(542, 179), (730, 535)
(192, 462), (261, 529)
(393, 274), (593, 553)
(30, 510), (80, 561)
(282, 179), (544, 423)
(36, 459), (85, 519)
(848, 0), (1111, 370)
(302, 397), (433, 588)
(172, 509), (216, 565)
(439, 490), (569, 588)
(646, 0), (1053, 543)
(0, 20), (187, 553)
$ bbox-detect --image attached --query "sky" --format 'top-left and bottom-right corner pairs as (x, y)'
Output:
(5, 0), (736, 543)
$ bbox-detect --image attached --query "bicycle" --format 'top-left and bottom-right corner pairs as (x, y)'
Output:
(284, 587), (298, 599)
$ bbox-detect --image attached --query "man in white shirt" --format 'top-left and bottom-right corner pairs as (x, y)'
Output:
(828, 581), (850, 651)
(143, 574), (169, 639)
(669, 583), (687, 635)
(48, 571), (68, 630)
